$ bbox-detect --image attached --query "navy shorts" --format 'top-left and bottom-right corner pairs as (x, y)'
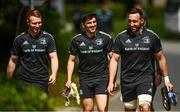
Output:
(121, 81), (154, 102)
(79, 80), (108, 99)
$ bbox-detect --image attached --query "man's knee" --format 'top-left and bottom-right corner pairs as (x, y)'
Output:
(138, 94), (152, 111)
(139, 102), (151, 111)
(95, 95), (108, 111)
(83, 98), (94, 111)
(124, 100), (137, 110)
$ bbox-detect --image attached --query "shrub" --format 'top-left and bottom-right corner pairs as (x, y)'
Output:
(0, 73), (54, 110)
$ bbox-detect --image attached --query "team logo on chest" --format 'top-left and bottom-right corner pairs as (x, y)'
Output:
(95, 38), (103, 45)
(39, 38), (47, 45)
(142, 36), (150, 44)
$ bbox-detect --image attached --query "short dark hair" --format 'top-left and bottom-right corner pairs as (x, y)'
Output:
(81, 12), (97, 23)
(128, 8), (144, 18)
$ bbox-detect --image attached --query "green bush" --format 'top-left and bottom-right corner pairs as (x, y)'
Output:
(0, 73), (55, 110)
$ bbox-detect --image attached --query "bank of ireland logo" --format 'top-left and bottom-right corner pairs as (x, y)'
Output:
(95, 38), (103, 45)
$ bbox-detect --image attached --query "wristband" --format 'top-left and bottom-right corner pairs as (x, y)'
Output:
(164, 76), (170, 83)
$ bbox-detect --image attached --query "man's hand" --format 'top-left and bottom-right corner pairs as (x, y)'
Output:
(65, 80), (72, 88)
(164, 76), (173, 91)
(48, 74), (56, 85)
(165, 82), (173, 91)
(107, 82), (115, 95)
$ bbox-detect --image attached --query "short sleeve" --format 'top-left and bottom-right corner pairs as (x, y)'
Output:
(11, 38), (21, 56)
(69, 38), (78, 56)
(152, 35), (162, 54)
(47, 35), (57, 53)
(104, 36), (113, 53)
(113, 35), (123, 54)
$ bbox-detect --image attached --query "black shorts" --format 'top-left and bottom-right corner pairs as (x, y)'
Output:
(121, 81), (154, 102)
(79, 80), (108, 99)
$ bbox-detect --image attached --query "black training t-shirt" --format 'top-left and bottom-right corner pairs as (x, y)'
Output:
(69, 31), (113, 81)
(113, 28), (162, 85)
(11, 31), (56, 86)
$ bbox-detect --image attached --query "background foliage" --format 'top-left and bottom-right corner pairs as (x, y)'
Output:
(0, 0), (180, 110)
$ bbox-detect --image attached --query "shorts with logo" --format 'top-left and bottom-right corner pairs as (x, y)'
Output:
(79, 79), (108, 98)
(121, 81), (153, 102)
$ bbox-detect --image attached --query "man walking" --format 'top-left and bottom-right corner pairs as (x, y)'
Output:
(6, 9), (59, 93)
(108, 8), (173, 111)
(66, 13), (113, 112)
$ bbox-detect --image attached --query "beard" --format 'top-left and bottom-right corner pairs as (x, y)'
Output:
(129, 25), (143, 35)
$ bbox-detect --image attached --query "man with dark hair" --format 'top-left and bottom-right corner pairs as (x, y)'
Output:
(66, 12), (113, 111)
(133, 3), (163, 111)
(6, 9), (59, 93)
(108, 8), (173, 111)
